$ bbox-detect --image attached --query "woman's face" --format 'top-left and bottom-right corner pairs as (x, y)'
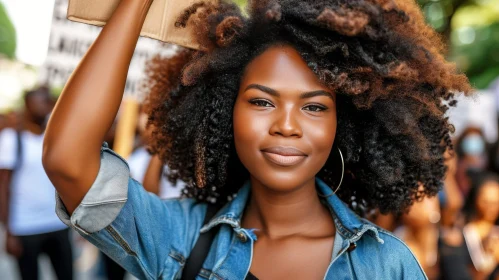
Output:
(233, 45), (337, 191)
(476, 181), (499, 223)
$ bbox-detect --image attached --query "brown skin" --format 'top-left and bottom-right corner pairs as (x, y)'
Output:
(44, 1), (338, 278)
(441, 151), (463, 228)
(468, 181), (499, 279)
(474, 182), (499, 224)
(136, 110), (161, 195)
(42, 0), (154, 214)
(143, 154), (162, 195)
(236, 46), (337, 279)
(0, 170), (20, 257)
(399, 195), (440, 279)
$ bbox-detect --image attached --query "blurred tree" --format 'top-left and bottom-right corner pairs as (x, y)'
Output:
(0, 2), (16, 59)
(417, 0), (499, 89)
(233, 0), (247, 11)
(451, 22), (499, 89)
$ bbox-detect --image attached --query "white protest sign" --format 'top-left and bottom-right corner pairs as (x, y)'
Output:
(448, 90), (498, 143)
(39, 0), (176, 100)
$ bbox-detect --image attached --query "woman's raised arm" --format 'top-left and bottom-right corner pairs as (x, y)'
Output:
(43, 0), (153, 213)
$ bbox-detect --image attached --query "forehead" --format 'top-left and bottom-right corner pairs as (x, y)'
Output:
(240, 45), (329, 93)
(479, 182), (499, 198)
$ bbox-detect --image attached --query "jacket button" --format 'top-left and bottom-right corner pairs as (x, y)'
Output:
(237, 232), (248, 243)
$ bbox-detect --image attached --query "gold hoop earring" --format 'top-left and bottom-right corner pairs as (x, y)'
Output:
(319, 147), (344, 197)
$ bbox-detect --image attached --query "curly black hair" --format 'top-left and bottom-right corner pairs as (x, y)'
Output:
(143, 0), (472, 215)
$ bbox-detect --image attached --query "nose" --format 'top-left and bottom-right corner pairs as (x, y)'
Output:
(269, 107), (302, 138)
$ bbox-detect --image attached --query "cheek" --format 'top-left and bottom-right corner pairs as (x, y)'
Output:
(476, 202), (488, 215)
(232, 98), (266, 162)
(307, 117), (337, 160)
(234, 112), (264, 143)
(485, 202), (499, 215)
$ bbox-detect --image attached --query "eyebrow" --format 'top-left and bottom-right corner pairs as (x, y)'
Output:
(245, 84), (333, 100)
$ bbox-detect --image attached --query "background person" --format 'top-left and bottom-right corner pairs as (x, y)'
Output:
(394, 192), (441, 279)
(0, 86), (73, 280)
(455, 127), (489, 197)
(463, 172), (499, 280)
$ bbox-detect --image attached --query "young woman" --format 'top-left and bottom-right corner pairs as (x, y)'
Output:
(463, 172), (499, 280)
(42, 0), (472, 279)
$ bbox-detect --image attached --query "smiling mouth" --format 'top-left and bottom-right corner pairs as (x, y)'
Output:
(261, 146), (307, 167)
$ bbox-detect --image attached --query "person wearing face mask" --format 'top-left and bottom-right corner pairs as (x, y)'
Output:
(0, 87), (73, 280)
(41, 0), (473, 279)
(455, 127), (488, 197)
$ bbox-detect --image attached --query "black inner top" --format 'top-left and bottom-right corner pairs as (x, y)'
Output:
(246, 271), (259, 280)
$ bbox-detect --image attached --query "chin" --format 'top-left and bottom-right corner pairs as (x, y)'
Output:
(251, 170), (316, 192)
(242, 155), (325, 191)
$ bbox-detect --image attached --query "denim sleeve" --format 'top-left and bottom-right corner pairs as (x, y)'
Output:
(55, 144), (207, 279)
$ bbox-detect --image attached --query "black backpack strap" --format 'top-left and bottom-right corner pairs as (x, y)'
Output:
(13, 129), (22, 172)
(181, 203), (220, 280)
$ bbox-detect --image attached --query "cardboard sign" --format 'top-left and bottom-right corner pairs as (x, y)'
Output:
(66, 0), (202, 49)
(39, 0), (176, 100)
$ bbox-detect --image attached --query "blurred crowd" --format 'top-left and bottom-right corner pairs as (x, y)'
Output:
(370, 127), (499, 280)
(0, 86), (183, 280)
(0, 86), (498, 280)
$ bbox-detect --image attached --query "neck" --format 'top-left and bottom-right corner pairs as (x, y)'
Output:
(407, 224), (437, 244)
(242, 177), (334, 240)
(405, 224), (438, 267)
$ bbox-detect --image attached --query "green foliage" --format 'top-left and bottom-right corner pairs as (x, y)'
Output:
(451, 22), (499, 88)
(417, 0), (457, 32)
(418, 0), (499, 89)
(0, 3), (16, 59)
(233, 0), (247, 8)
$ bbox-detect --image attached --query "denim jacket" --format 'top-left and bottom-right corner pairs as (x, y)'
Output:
(55, 144), (427, 279)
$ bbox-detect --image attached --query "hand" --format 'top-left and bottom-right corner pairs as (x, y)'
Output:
(5, 233), (22, 257)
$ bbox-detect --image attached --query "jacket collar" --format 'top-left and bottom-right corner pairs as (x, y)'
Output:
(200, 178), (383, 244)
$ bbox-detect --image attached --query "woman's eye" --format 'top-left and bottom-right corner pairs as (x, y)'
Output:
(250, 99), (274, 107)
(303, 104), (327, 112)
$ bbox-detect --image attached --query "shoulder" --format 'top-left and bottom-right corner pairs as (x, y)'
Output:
(161, 195), (208, 220)
(376, 227), (427, 279)
(350, 218), (427, 279)
(377, 228), (421, 258)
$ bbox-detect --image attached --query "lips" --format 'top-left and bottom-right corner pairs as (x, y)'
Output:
(261, 146), (307, 166)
